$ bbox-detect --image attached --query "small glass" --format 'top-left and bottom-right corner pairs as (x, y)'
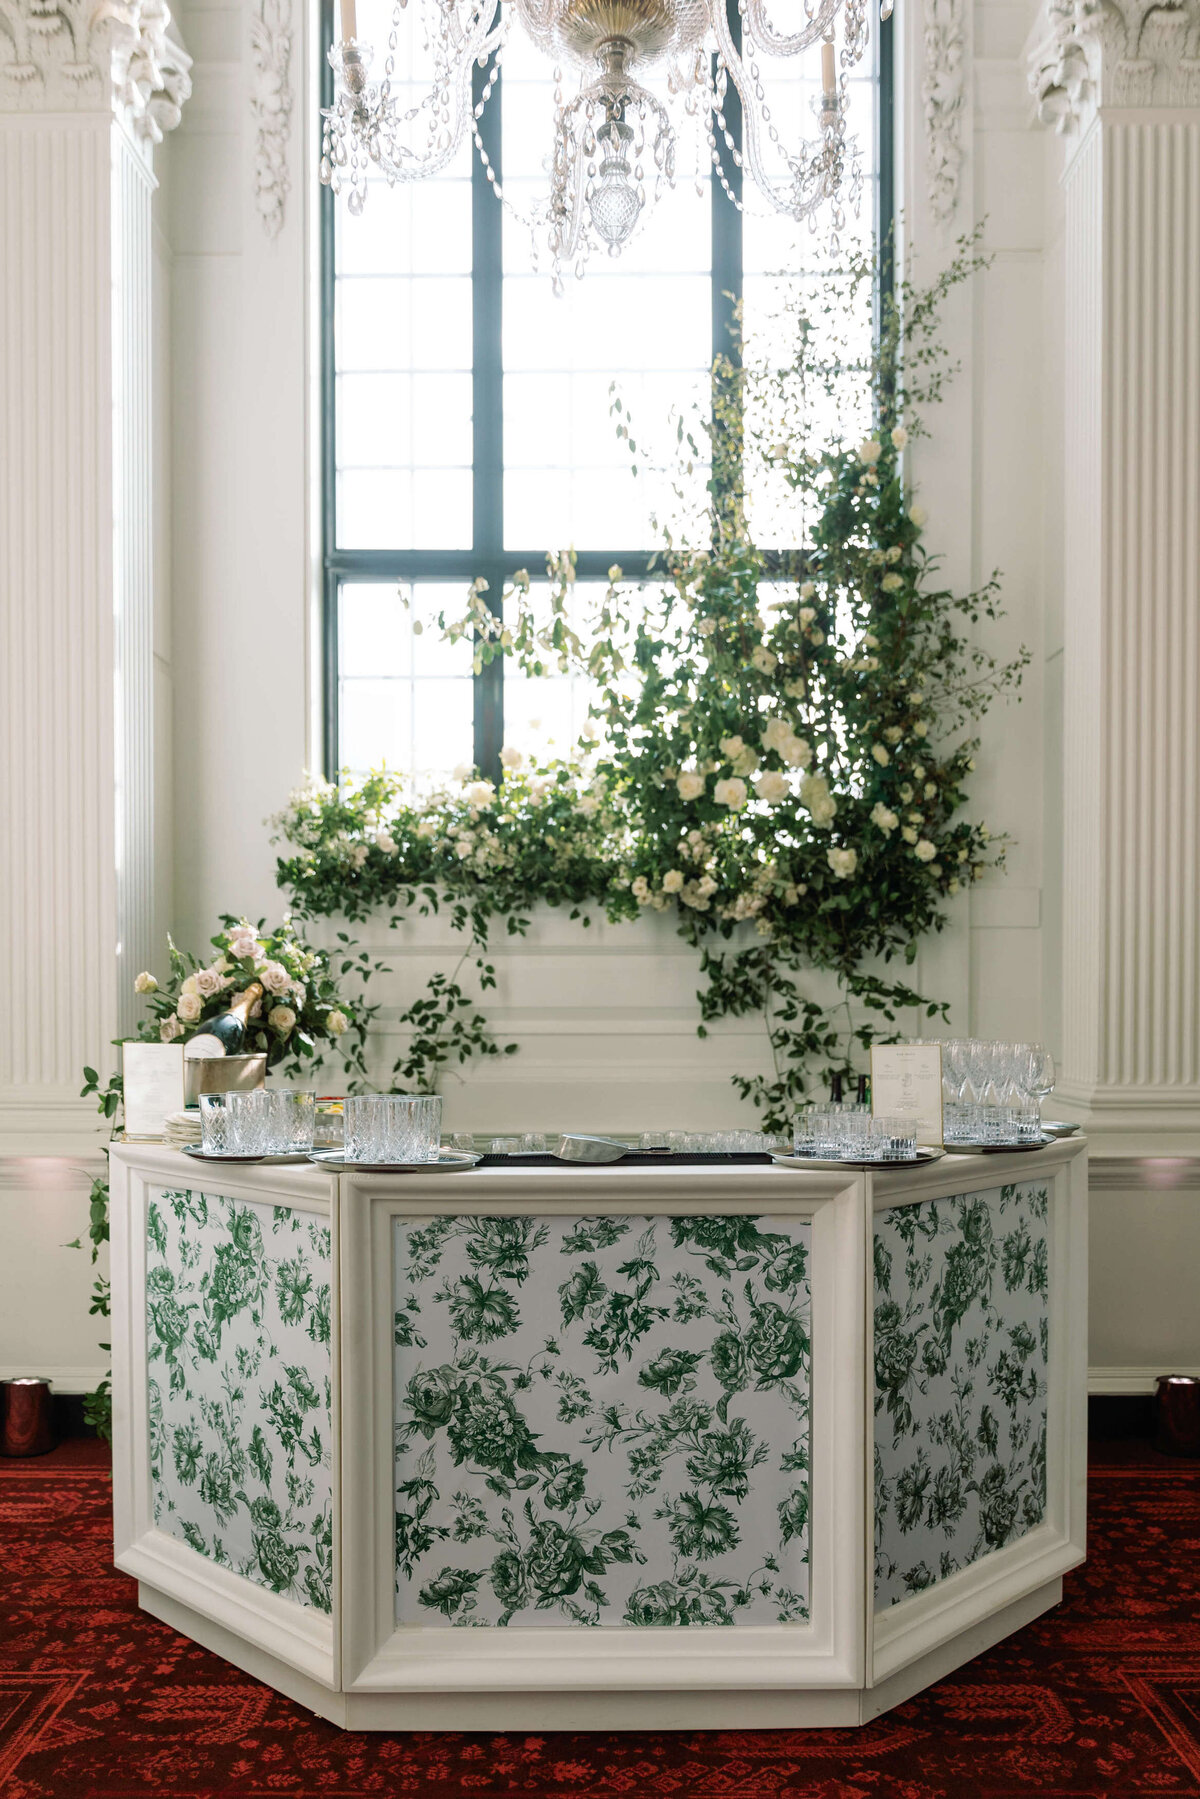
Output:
(199, 1091), (233, 1155)
(450, 1131), (476, 1153)
(261, 1090), (316, 1153)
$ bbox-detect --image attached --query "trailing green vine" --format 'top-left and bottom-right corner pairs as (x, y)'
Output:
(274, 237), (1029, 1128)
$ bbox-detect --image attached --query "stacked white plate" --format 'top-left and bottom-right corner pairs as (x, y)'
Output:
(163, 1109), (202, 1149)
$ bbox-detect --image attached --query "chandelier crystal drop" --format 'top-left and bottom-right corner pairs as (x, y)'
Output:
(320, 0), (890, 287)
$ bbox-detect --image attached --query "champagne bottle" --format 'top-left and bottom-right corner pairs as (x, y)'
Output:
(186, 983), (264, 1058)
(856, 1072), (871, 1107)
(830, 1070), (845, 1103)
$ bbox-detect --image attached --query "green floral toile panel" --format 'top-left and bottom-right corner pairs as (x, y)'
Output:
(146, 1189), (333, 1612)
(874, 1180), (1050, 1610)
(393, 1214), (812, 1628)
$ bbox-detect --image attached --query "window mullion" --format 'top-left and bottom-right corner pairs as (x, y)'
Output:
(472, 60), (505, 783)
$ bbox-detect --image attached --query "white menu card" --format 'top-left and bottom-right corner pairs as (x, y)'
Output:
(122, 1041), (185, 1140)
(870, 1042), (944, 1147)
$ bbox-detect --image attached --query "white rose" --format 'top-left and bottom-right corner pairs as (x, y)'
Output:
(499, 745), (523, 770)
(714, 777), (748, 811)
(452, 763), (473, 783)
(719, 734), (745, 761)
(799, 580), (817, 600)
(924, 782), (937, 800)
(828, 847), (858, 879)
(798, 606), (817, 626)
(181, 974), (200, 999)
(781, 734), (813, 770)
(948, 877), (961, 894)
(751, 646), (777, 675)
(529, 778), (552, 802)
(376, 831), (398, 855)
(577, 795), (599, 817)
(698, 617), (717, 637)
(662, 869), (685, 893)
(914, 839), (938, 862)
(881, 572), (903, 593)
(631, 875), (652, 903)
(884, 726), (903, 744)
(159, 1014), (182, 1042)
(416, 818), (437, 839)
(871, 802), (899, 833)
(464, 780), (495, 806)
(858, 438), (882, 466)
(268, 1004), (296, 1036)
(259, 960), (291, 995)
(696, 874), (718, 897)
(349, 842), (369, 869)
(677, 771), (706, 802)
(755, 770), (789, 804)
(902, 826), (918, 844)
(913, 720), (928, 738)
(134, 971), (157, 994)
(899, 784), (914, 803)
(195, 967), (224, 997)
(326, 1009), (349, 1036)
(891, 425), (908, 450)
(808, 627), (825, 646)
(227, 927), (259, 961)
(871, 743), (890, 767)
(762, 717), (794, 756)
(177, 992), (203, 1023)
(909, 505), (928, 527)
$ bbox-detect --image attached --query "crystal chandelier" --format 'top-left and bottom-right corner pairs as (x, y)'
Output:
(321, 0), (892, 286)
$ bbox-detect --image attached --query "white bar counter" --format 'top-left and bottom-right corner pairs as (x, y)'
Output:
(109, 1138), (1087, 1729)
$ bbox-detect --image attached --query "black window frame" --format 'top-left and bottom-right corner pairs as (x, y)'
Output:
(320, 0), (894, 783)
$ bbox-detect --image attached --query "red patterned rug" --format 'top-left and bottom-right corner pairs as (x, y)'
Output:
(1, 1440), (1198, 1797)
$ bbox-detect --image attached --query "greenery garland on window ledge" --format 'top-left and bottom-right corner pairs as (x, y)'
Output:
(278, 242), (1025, 1125)
(276, 238), (1028, 1130)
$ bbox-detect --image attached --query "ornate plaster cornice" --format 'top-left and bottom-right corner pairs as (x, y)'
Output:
(0, 0), (191, 139)
(1029, 0), (1200, 133)
(922, 0), (966, 223)
(250, 0), (292, 237)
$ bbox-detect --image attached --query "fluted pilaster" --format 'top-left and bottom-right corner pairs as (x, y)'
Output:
(1032, 0), (1200, 1137)
(0, 0), (189, 1148)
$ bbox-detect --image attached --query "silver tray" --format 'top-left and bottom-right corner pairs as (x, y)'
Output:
(944, 1134), (1057, 1155)
(307, 1149), (482, 1174)
(772, 1148), (945, 1172)
(1041, 1120), (1081, 1138)
(181, 1146), (312, 1165)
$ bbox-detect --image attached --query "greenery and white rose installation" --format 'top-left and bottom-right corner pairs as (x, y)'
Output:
(274, 234), (1027, 1128)
(78, 235), (1027, 1439)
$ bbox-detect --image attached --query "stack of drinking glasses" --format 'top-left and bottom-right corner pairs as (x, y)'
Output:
(343, 1094), (443, 1164)
(940, 1041), (1055, 1146)
(643, 1130), (788, 1154)
(792, 1106), (919, 1162)
(198, 1090), (316, 1157)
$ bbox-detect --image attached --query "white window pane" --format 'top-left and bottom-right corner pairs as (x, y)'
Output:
(340, 583), (413, 678)
(336, 276), (472, 373)
(336, 177), (472, 278)
(337, 470), (413, 549)
(338, 679), (412, 773)
(338, 582), (475, 781)
(337, 371), (472, 468)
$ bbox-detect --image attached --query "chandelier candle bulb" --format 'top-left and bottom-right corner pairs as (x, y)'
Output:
(821, 36), (836, 102)
(339, 0), (356, 42)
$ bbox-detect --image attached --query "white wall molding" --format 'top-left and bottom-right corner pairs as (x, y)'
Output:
(249, 0), (291, 236)
(1088, 1365), (1200, 1395)
(922, 0), (966, 222)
